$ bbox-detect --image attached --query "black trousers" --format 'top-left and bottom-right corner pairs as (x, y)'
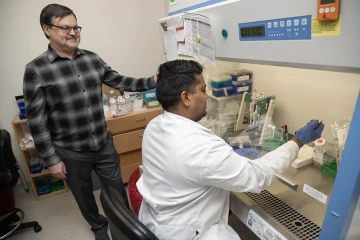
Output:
(54, 131), (128, 232)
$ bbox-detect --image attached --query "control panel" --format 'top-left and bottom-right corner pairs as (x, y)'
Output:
(238, 15), (312, 41)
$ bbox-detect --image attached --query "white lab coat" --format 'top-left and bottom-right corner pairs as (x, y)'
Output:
(137, 111), (299, 240)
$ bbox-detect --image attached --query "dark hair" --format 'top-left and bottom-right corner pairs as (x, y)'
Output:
(156, 60), (204, 111)
(40, 4), (77, 39)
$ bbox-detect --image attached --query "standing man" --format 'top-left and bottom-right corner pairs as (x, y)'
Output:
(23, 4), (156, 240)
(137, 60), (324, 239)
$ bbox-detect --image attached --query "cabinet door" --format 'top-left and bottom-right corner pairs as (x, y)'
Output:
(107, 108), (162, 133)
(113, 129), (144, 154)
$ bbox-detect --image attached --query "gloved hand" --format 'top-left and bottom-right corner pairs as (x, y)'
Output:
(295, 119), (325, 144)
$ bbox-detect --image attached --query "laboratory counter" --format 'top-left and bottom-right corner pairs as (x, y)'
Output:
(230, 162), (335, 240)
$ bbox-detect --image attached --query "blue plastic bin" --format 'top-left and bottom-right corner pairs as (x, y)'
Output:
(232, 81), (252, 95)
(212, 87), (234, 97)
(231, 70), (252, 81)
(210, 75), (232, 88)
(36, 177), (51, 196)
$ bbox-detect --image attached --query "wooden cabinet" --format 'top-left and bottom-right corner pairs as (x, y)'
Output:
(11, 107), (162, 200)
(107, 108), (162, 183)
(12, 117), (69, 201)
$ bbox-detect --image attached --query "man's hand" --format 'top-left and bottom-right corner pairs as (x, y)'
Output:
(294, 119), (325, 145)
(154, 72), (159, 82)
(48, 161), (67, 179)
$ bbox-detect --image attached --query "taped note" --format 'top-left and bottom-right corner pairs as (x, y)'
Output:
(163, 27), (178, 61)
(312, 17), (341, 36)
(183, 12), (216, 66)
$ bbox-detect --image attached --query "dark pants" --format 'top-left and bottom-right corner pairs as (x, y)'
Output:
(54, 131), (128, 232)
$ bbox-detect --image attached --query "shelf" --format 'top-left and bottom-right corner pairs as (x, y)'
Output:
(21, 146), (35, 151)
(38, 188), (69, 201)
(12, 116), (27, 124)
(31, 169), (50, 178)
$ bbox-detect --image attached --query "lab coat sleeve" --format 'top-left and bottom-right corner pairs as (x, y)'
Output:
(200, 137), (299, 193)
(99, 57), (156, 92)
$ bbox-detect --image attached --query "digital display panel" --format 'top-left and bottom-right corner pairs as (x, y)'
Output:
(240, 26), (265, 37)
(321, 0), (335, 4)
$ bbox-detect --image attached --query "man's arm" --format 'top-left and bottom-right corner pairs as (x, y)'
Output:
(99, 57), (156, 92)
(23, 67), (61, 167)
(199, 138), (299, 193)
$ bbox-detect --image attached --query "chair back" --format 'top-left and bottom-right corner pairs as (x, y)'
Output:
(100, 186), (159, 240)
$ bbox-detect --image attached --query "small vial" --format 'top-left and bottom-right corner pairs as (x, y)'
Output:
(271, 126), (276, 140)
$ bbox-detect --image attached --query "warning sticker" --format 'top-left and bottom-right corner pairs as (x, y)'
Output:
(303, 184), (328, 204)
(312, 17), (341, 36)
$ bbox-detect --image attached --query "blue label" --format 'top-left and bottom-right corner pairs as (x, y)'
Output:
(239, 15), (312, 41)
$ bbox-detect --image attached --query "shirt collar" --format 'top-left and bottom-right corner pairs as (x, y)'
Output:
(47, 44), (85, 63)
(163, 111), (213, 134)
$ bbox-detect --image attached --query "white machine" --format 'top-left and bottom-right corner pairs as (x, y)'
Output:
(159, 1), (360, 239)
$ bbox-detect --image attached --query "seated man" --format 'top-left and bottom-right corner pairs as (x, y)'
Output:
(137, 60), (324, 240)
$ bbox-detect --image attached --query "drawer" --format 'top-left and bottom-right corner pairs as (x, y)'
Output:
(107, 108), (162, 133)
(113, 129), (144, 154)
(119, 149), (142, 167)
(122, 162), (142, 183)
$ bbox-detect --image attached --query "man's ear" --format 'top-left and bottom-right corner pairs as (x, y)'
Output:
(180, 91), (191, 107)
(43, 24), (51, 38)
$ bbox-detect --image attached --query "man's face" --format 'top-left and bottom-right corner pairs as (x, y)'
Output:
(45, 14), (81, 52)
(191, 74), (208, 122)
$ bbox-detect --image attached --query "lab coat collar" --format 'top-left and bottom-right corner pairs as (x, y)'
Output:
(163, 111), (213, 134)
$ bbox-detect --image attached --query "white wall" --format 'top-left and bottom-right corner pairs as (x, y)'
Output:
(0, 0), (166, 181)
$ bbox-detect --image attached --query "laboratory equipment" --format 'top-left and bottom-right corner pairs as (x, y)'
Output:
(231, 80), (252, 95)
(313, 138), (327, 166)
(116, 96), (127, 116)
(210, 75), (232, 88)
(291, 145), (315, 169)
(161, 1), (360, 239)
(235, 91), (276, 144)
(124, 94), (133, 112)
(109, 91), (118, 117)
(212, 86), (233, 97)
(202, 95), (242, 137)
(230, 70), (252, 81)
(331, 119), (350, 169)
(317, 0), (340, 21)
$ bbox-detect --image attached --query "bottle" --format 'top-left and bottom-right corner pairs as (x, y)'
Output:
(117, 96), (127, 116)
(102, 93), (109, 107)
(124, 94), (132, 112)
(109, 90), (118, 117)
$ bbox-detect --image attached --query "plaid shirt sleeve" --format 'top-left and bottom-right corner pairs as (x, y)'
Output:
(23, 66), (61, 167)
(99, 57), (157, 92)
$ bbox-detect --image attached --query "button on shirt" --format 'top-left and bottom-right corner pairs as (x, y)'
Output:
(23, 45), (156, 166)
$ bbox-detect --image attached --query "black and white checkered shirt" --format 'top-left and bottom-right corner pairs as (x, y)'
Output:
(23, 45), (156, 166)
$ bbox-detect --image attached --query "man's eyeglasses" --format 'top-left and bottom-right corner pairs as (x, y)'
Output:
(48, 24), (82, 34)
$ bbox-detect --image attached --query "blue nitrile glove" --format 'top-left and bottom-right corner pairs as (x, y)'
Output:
(295, 119), (325, 144)
(234, 148), (260, 160)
